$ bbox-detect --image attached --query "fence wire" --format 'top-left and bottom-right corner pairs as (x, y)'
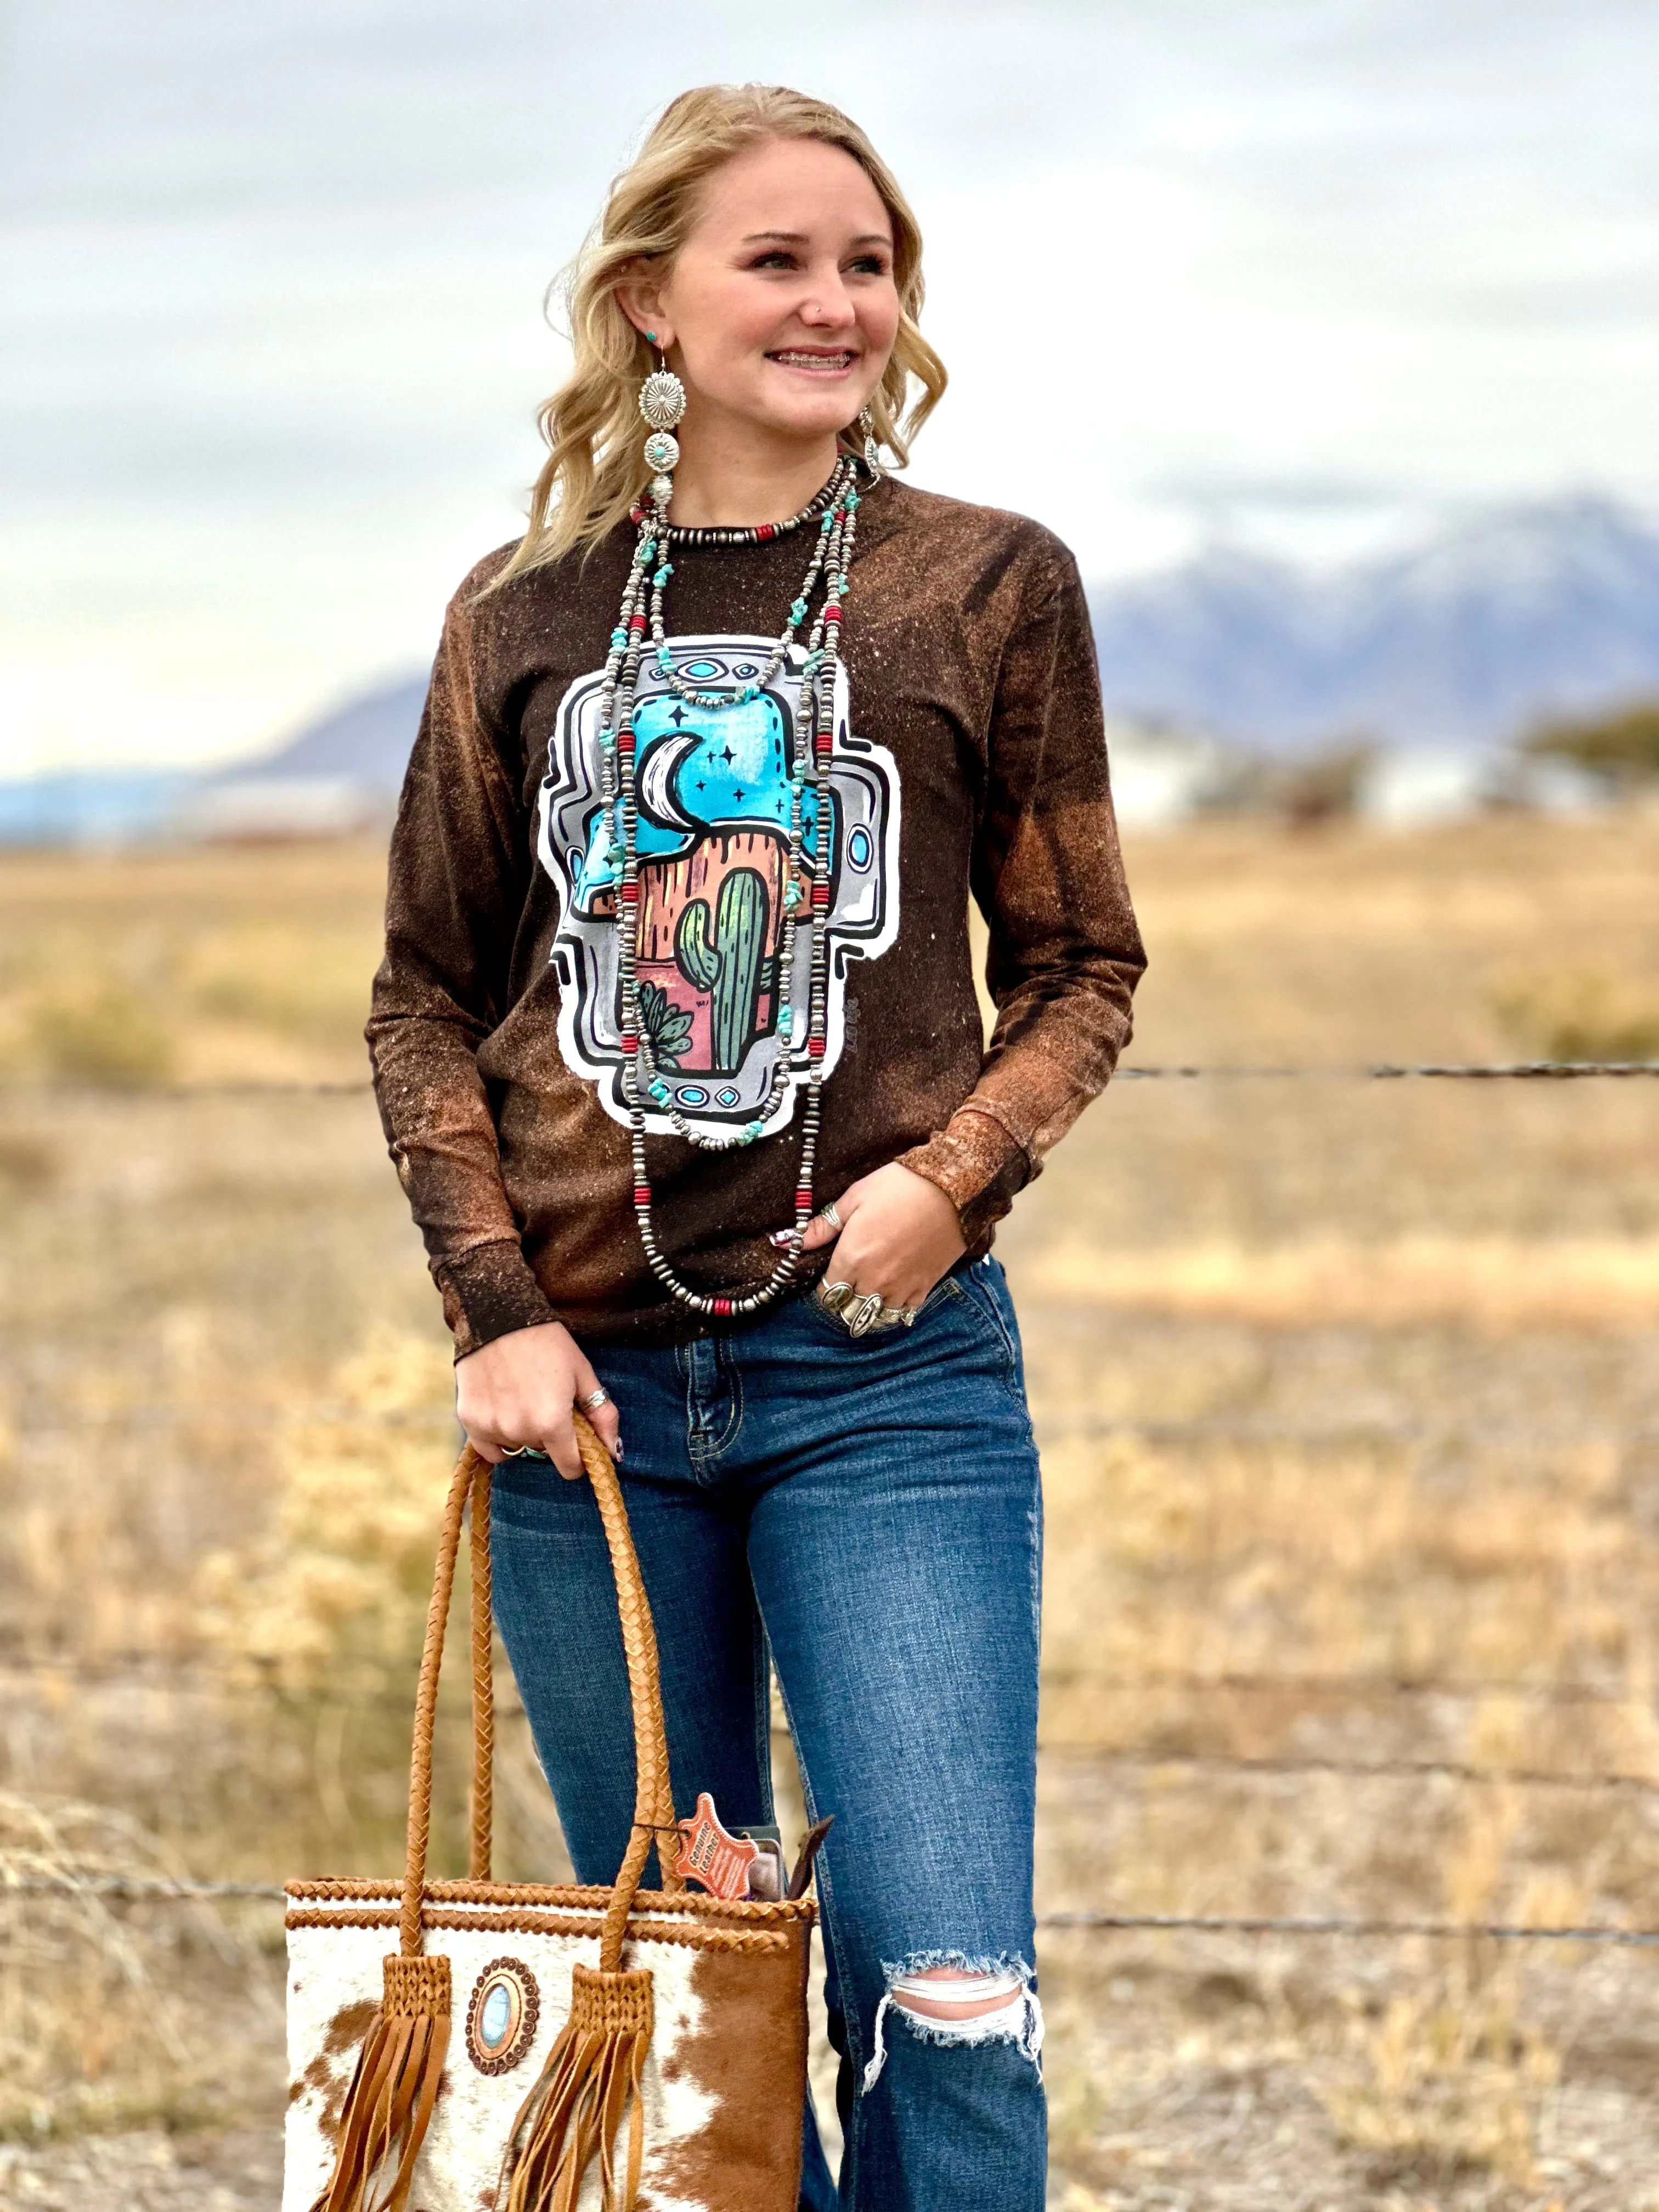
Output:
(1040, 1664), (1645, 1705)
(3, 1060), (1657, 1107)
(1120, 1062), (1659, 1081)
(1036, 1911), (1659, 1946)
(8, 1875), (1658, 1950)
(8, 1644), (1653, 1720)
(1041, 1745), (1659, 1795)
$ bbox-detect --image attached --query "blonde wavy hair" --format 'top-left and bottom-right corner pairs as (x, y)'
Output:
(488, 84), (947, 589)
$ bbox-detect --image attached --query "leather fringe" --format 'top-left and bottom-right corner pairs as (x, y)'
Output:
(309, 1954), (452, 2212)
(501, 1963), (655, 2212)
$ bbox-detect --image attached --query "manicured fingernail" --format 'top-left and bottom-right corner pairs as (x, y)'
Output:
(614, 1439), (626, 1459)
(768, 1229), (797, 1249)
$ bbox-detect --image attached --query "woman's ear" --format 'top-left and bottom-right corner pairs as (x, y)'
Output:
(616, 272), (672, 352)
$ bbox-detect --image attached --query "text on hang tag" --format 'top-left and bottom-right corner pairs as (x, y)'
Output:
(674, 1792), (760, 1900)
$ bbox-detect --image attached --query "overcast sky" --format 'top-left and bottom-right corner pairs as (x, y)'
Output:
(4, 0), (1658, 776)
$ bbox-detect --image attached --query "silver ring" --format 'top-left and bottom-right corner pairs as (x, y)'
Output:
(581, 1388), (611, 1410)
(868, 1299), (918, 1331)
(814, 1278), (916, 1334)
(834, 1290), (921, 1335)
(500, 1444), (539, 1458)
(819, 1200), (843, 1232)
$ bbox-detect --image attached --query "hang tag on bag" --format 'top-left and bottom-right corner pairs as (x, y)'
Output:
(675, 1792), (761, 1900)
(676, 1798), (836, 1900)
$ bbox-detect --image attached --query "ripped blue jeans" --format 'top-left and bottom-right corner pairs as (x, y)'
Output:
(489, 1254), (1046, 2212)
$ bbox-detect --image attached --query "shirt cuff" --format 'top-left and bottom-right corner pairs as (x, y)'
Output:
(435, 1238), (557, 1359)
(899, 1102), (1034, 1248)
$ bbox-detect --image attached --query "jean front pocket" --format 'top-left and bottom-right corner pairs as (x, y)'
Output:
(943, 1259), (1029, 1404)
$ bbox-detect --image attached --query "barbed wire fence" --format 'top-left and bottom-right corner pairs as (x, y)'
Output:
(3, 1872), (1658, 1953)
(5, 1061), (1659, 1982)
(2, 1059), (1657, 1105)
(10, 1640), (1659, 1942)
(8, 1639), (1655, 1706)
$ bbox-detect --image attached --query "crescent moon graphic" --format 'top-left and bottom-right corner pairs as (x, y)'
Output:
(635, 729), (701, 832)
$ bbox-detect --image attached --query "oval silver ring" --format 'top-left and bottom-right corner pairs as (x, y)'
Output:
(845, 1292), (885, 1339)
(581, 1388), (611, 1410)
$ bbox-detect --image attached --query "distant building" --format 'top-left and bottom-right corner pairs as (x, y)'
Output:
(1353, 750), (1491, 827)
(173, 776), (396, 842)
(1355, 747), (1611, 827)
(1103, 717), (1241, 829)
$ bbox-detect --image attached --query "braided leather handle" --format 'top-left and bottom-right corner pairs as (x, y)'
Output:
(398, 1420), (683, 1961)
(468, 1460), (493, 1880)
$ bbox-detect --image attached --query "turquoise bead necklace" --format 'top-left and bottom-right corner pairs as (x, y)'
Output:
(592, 439), (866, 1321)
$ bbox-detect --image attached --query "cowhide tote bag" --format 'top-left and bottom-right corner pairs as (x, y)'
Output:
(283, 1419), (815, 2212)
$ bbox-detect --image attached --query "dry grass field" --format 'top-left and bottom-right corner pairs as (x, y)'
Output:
(2, 810), (1658, 2209)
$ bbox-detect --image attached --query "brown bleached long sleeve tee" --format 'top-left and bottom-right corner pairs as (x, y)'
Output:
(368, 476), (1145, 1353)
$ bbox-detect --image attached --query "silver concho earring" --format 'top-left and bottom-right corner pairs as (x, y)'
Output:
(857, 404), (884, 477)
(640, 331), (686, 507)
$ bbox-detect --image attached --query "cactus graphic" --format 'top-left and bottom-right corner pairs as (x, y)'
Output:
(672, 869), (770, 1071)
(710, 869), (768, 1069)
(675, 900), (720, 992)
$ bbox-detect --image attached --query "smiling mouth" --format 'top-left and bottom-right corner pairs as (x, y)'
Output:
(767, 348), (858, 374)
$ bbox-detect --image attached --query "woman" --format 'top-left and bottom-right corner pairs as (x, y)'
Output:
(368, 82), (1143, 2211)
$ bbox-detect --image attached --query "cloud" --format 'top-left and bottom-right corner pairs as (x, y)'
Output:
(3, 0), (1658, 770)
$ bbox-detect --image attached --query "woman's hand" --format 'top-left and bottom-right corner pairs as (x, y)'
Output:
(794, 1162), (967, 1314)
(454, 1321), (622, 1480)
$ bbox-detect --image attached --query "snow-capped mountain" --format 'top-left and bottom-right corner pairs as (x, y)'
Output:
(225, 675), (430, 788)
(8, 493), (1658, 845)
(1089, 494), (1659, 751)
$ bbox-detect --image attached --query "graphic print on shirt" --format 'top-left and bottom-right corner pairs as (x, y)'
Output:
(538, 635), (901, 1137)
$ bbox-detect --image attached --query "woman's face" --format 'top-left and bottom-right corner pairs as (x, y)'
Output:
(640, 137), (901, 445)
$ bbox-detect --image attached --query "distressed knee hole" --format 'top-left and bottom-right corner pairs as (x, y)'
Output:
(891, 1966), (1024, 2023)
(861, 1955), (1044, 2092)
